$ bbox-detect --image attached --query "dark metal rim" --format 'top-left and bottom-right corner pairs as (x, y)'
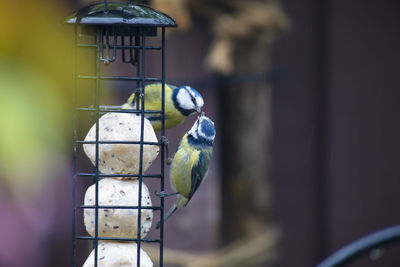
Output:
(316, 224), (400, 267)
(65, 1), (177, 27)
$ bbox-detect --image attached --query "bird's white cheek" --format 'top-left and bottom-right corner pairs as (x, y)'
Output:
(177, 90), (195, 110)
(196, 96), (204, 108)
(188, 130), (198, 139)
(188, 121), (199, 138)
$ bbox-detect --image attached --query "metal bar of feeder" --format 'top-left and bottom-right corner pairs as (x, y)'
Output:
(76, 173), (162, 178)
(75, 236), (161, 243)
(104, 0), (108, 13)
(74, 140), (160, 145)
(78, 205), (161, 210)
(71, 24), (78, 267)
(121, 35), (127, 63)
(77, 43), (162, 50)
(93, 27), (102, 267)
(75, 107), (162, 114)
(136, 27), (147, 267)
(159, 26), (166, 267)
(76, 236), (160, 243)
(111, 27), (117, 62)
(77, 75), (162, 82)
(129, 32), (135, 64)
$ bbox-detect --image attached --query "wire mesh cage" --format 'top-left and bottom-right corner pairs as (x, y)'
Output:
(65, 1), (176, 266)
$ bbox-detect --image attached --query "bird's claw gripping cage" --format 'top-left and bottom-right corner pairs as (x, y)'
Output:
(65, 1), (176, 266)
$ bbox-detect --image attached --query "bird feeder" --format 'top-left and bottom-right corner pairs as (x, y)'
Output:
(65, 1), (176, 266)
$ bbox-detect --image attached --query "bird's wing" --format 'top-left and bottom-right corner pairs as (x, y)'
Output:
(188, 149), (212, 201)
(144, 83), (173, 110)
(144, 83), (161, 109)
(124, 83), (173, 110)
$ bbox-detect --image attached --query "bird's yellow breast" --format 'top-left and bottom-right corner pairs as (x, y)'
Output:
(170, 134), (200, 199)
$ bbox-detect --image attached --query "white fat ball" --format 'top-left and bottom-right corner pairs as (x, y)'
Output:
(83, 241), (153, 267)
(83, 113), (159, 175)
(84, 178), (153, 238)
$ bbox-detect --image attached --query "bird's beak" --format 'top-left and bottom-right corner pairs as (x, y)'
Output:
(196, 107), (202, 113)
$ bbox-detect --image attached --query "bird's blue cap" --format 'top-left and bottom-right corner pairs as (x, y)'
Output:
(199, 116), (215, 139)
(185, 86), (202, 98)
(188, 114), (215, 146)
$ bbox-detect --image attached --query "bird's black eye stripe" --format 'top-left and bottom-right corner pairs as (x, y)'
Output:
(186, 87), (197, 107)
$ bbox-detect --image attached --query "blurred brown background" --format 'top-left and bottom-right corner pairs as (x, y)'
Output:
(1, 0), (400, 266)
(272, 0), (400, 266)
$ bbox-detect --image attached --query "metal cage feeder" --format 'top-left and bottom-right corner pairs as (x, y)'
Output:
(65, 1), (177, 266)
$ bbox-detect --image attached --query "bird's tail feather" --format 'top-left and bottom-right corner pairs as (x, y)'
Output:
(91, 104), (123, 110)
(156, 204), (177, 229)
(125, 92), (140, 109)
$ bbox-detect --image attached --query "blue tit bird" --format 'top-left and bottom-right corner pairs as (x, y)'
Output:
(157, 114), (215, 228)
(121, 83), (204, 131)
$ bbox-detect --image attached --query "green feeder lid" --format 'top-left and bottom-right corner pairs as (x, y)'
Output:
(65, 1), (177, 27)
